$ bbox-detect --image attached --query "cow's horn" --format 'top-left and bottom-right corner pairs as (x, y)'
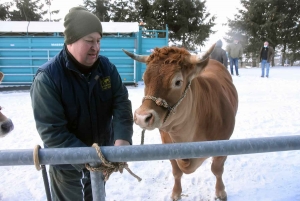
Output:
(188, 43), (216, 64)
(122, 49), (148, 63)
(0, 72), (4, 83)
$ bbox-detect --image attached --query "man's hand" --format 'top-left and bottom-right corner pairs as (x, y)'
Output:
(114, 139), (130, 146)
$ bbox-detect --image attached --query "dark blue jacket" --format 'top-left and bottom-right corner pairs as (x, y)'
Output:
(30, 46), (133, 170)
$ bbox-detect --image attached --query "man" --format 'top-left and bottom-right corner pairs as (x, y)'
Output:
(210, 39), (228, 68)
(259, 41), (274, 78)
(30, 7), (133, 201)
(226, 39), (243, 76)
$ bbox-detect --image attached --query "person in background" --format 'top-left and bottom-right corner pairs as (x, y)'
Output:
(210, 39), (228, 68)
(226, 39), (243, 76)
(30, 7), (133, 201)
(259, 41), (274, 78)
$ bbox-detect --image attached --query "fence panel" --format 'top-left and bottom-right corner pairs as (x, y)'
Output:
(1, 135), (299, 201)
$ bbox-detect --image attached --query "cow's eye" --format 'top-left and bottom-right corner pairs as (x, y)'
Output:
(175, 80), (182, 87)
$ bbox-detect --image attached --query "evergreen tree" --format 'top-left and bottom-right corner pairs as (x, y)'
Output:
(152, 0), (215, 50)
(9, 0), (48, 21)
(225, 0), (300, 66)
(83, 0), (110, 22)
(133, 0), (154, 26)
(280, 0), (300, 65)
(150, 0), (173, 30)
(71, 0), (215, 50)
(109, 0), (137, 22)
(0, 2), (13, 20)
(44, 0), (60, 22)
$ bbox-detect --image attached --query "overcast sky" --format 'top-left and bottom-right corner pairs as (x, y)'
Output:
(204, 0), (241, 49)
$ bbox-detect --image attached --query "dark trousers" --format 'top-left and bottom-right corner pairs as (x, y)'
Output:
(229, 57), (239, 75)
(49, 166), (93, 201)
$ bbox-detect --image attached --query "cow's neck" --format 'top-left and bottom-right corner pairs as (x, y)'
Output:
(160, 81), (202, 143)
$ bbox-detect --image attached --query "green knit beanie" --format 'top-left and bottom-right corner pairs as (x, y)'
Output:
(64, 7), (103, 44)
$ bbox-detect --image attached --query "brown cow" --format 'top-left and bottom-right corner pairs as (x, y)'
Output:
(123, 44), (238, 200)
(0, 72), (14, 137)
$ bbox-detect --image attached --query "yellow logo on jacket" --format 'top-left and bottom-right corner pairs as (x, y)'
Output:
(100, 76), (111, 90)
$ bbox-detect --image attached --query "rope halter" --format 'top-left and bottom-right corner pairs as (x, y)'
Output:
(143, 81), (191, 123)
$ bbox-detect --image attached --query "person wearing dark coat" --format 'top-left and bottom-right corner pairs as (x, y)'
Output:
(259, 41), (275, 78)
(30, 7), (133, 201)
(210, 39), (228, 68)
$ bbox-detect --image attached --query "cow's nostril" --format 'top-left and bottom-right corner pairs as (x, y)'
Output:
(134, 111), (155, 129)
(145, 113), (152, 123)
(1, 119), (14, 132)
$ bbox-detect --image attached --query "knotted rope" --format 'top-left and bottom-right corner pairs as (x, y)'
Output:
(33, 144), (141, 182)
(85, 143), (142, 182)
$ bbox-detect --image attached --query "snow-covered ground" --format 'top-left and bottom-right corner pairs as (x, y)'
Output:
(0, 66), (300, 201)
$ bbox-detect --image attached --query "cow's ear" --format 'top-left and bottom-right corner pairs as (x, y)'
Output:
(194, 57), (209, 74)
(186, 58), (209, 82)
(186, 43), (214, 75)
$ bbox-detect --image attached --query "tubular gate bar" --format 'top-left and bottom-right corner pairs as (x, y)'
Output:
(0, 135), (300, 201)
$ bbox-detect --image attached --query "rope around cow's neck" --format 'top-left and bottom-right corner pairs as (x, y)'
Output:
(140, 81), (192, 145)
(143, 81), (191, 123)
(141, 129), (145, 145)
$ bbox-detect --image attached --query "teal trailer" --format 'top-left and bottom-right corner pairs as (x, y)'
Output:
(0, 21), (168, 85)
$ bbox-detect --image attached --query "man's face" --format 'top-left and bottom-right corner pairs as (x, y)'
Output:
(264, 42), (269, 46)
(67, 32), (101, 66)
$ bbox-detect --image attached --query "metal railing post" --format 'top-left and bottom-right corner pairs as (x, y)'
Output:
(89, 163), (105, 201)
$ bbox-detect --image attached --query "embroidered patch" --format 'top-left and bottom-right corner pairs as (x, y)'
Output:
(100, 76), (111, 90)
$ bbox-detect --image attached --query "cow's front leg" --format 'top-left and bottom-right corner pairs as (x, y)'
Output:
(160, 130), (183, 200)
(170, 159), (183, 201)
(211, 156), (227, 200)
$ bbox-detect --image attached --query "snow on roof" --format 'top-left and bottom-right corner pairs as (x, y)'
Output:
(0, 21), (139, 33)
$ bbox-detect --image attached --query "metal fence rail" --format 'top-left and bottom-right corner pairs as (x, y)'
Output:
(0, 135), (300, 201)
